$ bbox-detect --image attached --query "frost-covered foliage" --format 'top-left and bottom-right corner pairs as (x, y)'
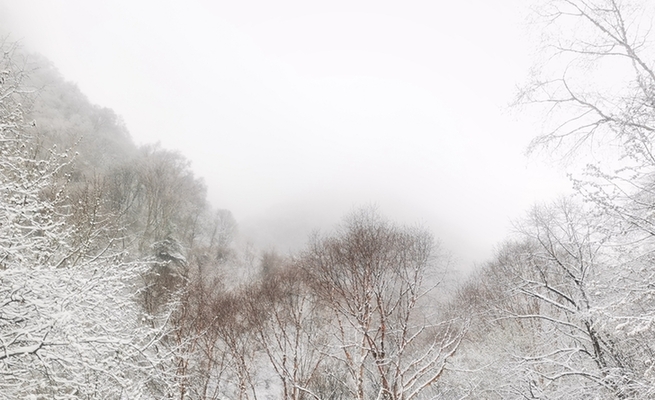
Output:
(0, 42), (177, 398)
(0, 44), (70, 269)
(0, 258), (176, 398)
(445, 198), (655, 399)
(0, 38), (255, 398)
(442, 1), (655, 398)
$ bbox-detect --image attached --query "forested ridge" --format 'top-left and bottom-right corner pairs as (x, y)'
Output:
(3, 0), (655, 398)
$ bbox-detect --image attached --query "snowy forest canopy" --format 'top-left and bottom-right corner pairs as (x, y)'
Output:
(2, 0), (655, 398)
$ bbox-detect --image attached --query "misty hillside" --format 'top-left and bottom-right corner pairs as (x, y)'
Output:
(3, 0), (655, 398)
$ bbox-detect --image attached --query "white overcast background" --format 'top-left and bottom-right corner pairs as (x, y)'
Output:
(0, 0), (570, 269)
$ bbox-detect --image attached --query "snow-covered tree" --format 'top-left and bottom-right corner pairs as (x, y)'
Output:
(0, 41), (176, 399)
(299, 208), (466, 400)
(513, 0), (655, 397)
(246, 264), (330, 400)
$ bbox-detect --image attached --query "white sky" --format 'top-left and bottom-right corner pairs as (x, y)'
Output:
(0, 0), (571, 269)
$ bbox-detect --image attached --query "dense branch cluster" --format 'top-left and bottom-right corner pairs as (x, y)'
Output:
(441, 1), (655, 398)
(0, 42), (175, 398)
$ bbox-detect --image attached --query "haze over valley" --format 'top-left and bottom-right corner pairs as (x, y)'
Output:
(1, 1), (654, 398)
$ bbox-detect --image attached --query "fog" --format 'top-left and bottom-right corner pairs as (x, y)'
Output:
(0, 0), (570, 268)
